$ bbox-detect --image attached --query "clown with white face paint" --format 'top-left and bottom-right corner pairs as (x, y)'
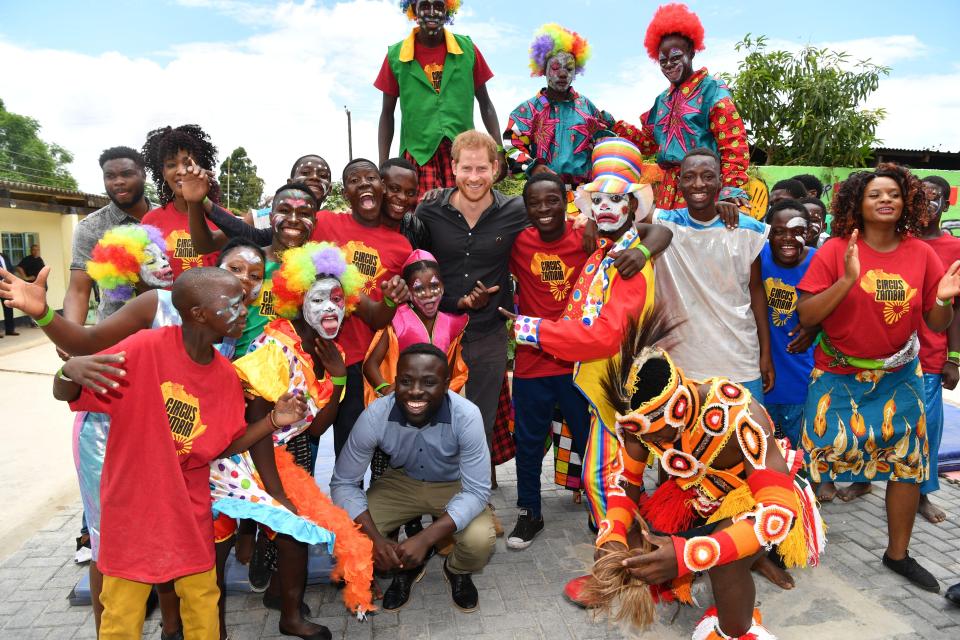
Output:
(86, 224), (174, 301)
(213, 241), (377, 625)
(363, 249), (469, 405)
(505, 23), (617, 192)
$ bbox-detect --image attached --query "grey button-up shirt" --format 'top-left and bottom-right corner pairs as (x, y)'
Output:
(71, 201), (154, 320)
(330, 391), (491, 531)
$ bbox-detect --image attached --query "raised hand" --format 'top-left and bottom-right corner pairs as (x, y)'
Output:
(181, 157), (211, 204)
(381, 275), (409, 305)
(62, 352), (127, 394)
(0, 266), (49, 317)
(936, 260), (960, 303)
(458, 281), (500, 311)
(272, 391), (308, 427)
(621, 531), (678, 585)
(314, 337), (347, 379)
(843, 229), (861, 284)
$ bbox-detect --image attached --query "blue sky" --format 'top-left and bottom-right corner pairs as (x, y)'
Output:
(0, 0), (957, 193)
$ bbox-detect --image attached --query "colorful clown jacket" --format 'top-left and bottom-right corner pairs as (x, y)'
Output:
(614, 68), (749, 209)
(505, 88), (616, 187)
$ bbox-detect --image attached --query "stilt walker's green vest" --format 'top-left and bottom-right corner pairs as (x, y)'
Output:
(387, 30), (476, 165)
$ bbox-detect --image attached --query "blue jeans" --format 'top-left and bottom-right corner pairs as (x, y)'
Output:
(741, 377), (765, 404)
(921, 374), (944, 495)
(767, 403), (804, 445)
(513, 374), (590, 517)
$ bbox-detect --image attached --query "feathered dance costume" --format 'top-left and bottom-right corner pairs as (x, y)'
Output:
(582, 343), (826, 639)
(612, 3), (750, 209)
(209, 242), (375, 617)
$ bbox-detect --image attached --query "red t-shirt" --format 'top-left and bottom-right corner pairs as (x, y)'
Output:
(919, 233), (960, 373)
(374, 40), (493, 96)
(509, 222), (589, 378)
(311, 211), (412, 365)
(70, 326), (245, 583)
(142, 202), (219, 280)
(798, 236), (944, 374)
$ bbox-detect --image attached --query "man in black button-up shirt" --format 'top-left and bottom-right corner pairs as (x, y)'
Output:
(416, 132), (527, 468)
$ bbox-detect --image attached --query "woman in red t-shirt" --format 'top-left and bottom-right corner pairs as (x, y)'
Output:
(797, 164), (960, 593)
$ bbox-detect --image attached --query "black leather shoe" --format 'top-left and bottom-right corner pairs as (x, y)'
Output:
(382, 564), (426, 611)
(946, 582), (960, 605)
(263, 592), (311, 617)
(883, 552), (940, 593)
(442, 558), (478, 612)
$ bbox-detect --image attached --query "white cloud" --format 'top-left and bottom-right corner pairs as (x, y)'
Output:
(0, 7), (953, 200)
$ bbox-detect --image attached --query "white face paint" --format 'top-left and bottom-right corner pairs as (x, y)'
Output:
(229, 247), (263, 265)
(140, 243), (174, 288)
(785, 216), (808, 243)
(303, 277), (346, 339)
(212, 291), (246, 337)
(589, 193), (632, 232)
(545, 52), (575, 93)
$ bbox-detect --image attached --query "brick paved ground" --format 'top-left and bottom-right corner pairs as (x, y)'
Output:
(2, 456), (960, 639)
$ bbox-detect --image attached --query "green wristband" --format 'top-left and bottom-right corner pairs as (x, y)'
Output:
(637, 243), (652, 261)
(331, 375), (347, 386)
(936, 296), (953, 307)
(950, 351), (960, 360)
(384, 296), (397, 309)
(35, 306), (55, 327)
(375, 382), (390, 392)
(55, 366), (73, 382)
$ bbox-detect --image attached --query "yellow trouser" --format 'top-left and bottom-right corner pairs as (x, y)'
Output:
(99, 566), (219, 640)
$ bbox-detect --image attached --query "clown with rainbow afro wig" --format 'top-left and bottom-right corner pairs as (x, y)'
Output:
(400, 0), (460, 23)
(218, 240), (376, 621)
(87, 224), (173, 302)
(611, 3), (752, 211)
(504, 23), (616, 189)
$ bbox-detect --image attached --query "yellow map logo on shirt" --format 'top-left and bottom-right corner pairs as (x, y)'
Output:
(423, 62), (444, 93)
(343, 241), (386, 295)
(165, 230), (204, 272)
(531, 252), (574, 302)
(161, 381), (207, 456)
(764, 277), (797, 326)
(859, 269), (916, 325)
(258, 282), (275, 319)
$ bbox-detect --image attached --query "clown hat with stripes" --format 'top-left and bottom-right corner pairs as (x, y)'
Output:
(579, 137), (651, 194)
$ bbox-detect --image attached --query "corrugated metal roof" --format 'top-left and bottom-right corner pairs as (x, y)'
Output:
(0, 178), (109, 206)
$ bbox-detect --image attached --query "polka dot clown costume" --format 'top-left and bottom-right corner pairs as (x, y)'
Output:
(209, 242), (375, 617)
(612, 3), (751, 210)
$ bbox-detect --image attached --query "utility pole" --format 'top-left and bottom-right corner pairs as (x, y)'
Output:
(344, 106), (353, 161)
(226, 155), (231, 210)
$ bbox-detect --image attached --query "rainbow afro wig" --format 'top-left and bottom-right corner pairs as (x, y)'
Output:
(271, 242), (363, 319)
(401, 0), (460, 23)
(528, 23), (591, 77)
(644, 3), (705, 61)
(86, 224), (167, 302)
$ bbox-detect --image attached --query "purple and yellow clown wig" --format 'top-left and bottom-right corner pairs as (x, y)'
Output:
(86, 224), (166, 302)
(401, 0), (460, 23)
(271, 242), (363, 319)
(528, 23), (591, 77)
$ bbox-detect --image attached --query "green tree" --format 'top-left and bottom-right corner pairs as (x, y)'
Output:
(0, 98), (78, 189)
(498, 174), (526, 197)
(218, 146), (265, 213)
(723, 35), (889, 167)
(324, 181), (349, 212)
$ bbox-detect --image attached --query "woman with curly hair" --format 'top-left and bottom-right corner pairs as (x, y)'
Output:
(141, 124), (222, 278)
(797, 163), (960, 592)
(213, 242), (377, 639)
(612, 3), (750, 212)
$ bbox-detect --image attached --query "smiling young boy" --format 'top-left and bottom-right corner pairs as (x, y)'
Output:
(379, 158), (431, 249)
(506, 173), (593, 549)
(760, 199), (817, 446)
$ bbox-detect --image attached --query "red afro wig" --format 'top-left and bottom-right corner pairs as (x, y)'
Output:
(644, 3), (705, 61)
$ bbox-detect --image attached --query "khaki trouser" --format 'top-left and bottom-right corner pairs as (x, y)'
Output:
(99, 566), (219, 640)
(368, 468), (496, 574)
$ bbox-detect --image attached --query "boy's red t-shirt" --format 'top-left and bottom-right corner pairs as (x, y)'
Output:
(70, 326), (246, 583)
(919, 233), (960, 373)
(509, 221), (588, 378)
(142, 202), (219, 279)
(798, 236), (944, 374)
(311, 211), (412, 365)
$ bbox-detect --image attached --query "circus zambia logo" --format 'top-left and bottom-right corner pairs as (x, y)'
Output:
(531, 252), (574, 302)
(161, 381), (208, 456)
(342, 241), (386, 295)
(859, 269), (916, 325)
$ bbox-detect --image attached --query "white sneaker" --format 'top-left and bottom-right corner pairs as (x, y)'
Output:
(74, 545), (92, 564)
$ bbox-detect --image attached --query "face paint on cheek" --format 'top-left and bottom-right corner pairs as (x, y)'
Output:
(215, 294), (244, 326)
(140, 244), (174, 287)
(271, 213), (285, 231)
(303, 278), (346, 339)
(590, 194), (630, 232)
